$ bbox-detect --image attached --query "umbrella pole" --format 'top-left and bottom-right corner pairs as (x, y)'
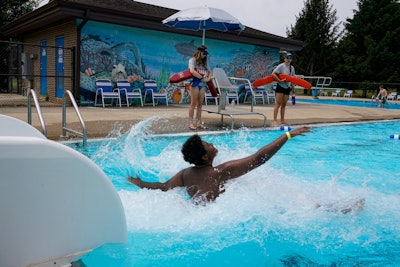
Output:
(202, 21), (206, 45)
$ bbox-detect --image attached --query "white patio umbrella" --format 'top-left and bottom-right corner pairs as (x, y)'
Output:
(162, 6), (245, 45)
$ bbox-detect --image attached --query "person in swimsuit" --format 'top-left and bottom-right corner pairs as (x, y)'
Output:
(128, 126), (312, 205)
(188, 45), (212, 130)
(271, 53), (295, 126)
(376, 85), (388, 108)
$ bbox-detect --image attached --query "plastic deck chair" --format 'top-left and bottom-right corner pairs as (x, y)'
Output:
(213, 68), (252, 107)
(143, 80), (168, 106)
(117, 79), (143, 107)
(343, 90), (353, 98)
(331, 89), (341, 97)
(387, 92), (397, 101)
(95, 78), (122, 107)
(212, 68), (241, 105)
(319, 90), (328, 96)
(265, 89), (276, 104)
(243, 84), (265, 104)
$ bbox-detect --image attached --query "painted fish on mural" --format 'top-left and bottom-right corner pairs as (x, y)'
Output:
(174, 40), (197, 59)
(234, 68), (246, 76)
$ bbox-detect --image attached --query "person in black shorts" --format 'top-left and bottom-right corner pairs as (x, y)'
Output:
(271, 53), (295, 126)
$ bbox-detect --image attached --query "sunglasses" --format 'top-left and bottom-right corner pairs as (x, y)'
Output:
(286, 57), (292, 59)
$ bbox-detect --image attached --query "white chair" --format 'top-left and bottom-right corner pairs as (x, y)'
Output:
(319, 90), (328, 96)
(265, 90), (276, 104)
(343, 90), (353, 98)
(212, 68), (241, 107)
(213, 67), (265, 110)
(387, 92), (397, 101)
(331, 89), (341, 97)
(397, 95), (400, 101)
(117, 79), (143, 107)
(243, 85), (265, 104)
(95, 78), (122, 107)
(143, 80), (168, 106)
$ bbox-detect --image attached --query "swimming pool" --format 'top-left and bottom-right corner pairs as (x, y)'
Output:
(69, 118), (400, 266)
(297, 98), (400, 110)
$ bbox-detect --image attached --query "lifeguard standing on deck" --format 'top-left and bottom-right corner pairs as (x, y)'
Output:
(188, 45), (212, 130)
(271, 53), (295, 126)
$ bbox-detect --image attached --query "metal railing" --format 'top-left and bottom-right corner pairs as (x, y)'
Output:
(27, 89), (47, 137)
(62, 90), (87, 147)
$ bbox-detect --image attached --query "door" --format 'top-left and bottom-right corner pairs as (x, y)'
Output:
(40, 40), (47, 95)
(55, 36), (64, 98)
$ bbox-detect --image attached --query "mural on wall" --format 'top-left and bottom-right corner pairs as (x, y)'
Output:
(79, 20), (279, 104)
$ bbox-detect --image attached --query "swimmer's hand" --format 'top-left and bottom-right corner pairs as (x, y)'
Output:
(128, 175), (142, 187)
(289, 126), (313, 137)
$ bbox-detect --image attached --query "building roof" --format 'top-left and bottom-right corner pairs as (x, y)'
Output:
(0, 0), (305, 51)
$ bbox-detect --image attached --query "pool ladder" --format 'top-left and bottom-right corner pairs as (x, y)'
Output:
(27, 89), (47, 137)
(27, 89), (87, 147)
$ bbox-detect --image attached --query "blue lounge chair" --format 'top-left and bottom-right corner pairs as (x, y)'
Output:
(95, 78), (122, 107)
(143, 80), (168, 106)
(117, 79), (143, 107)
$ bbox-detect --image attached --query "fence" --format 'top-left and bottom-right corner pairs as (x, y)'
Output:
(0, 40), (74, 106)
(0, 40), (399, 106)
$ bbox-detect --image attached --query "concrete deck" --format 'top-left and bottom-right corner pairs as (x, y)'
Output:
(1, 96), (399, 140)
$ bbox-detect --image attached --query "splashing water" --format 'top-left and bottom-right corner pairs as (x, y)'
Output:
(71, 118), (400, 266)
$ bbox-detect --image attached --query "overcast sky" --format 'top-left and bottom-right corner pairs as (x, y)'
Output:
(136, 0), (359, 37)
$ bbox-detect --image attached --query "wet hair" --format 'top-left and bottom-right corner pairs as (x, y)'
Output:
(194, 45), (208, 67)
(181, 134), (207, 166)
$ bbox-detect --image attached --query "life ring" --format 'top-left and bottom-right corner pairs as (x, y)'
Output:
(172, 89), (182, 104)
(253, 74), (312, 89)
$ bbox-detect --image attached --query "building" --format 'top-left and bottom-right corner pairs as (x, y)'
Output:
(0, 0), (305, 104)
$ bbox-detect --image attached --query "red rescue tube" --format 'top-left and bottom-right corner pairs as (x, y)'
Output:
(252, 76), (274, 87)
(207, 80), (218, 97)
(170, 69), (218, 97)
(169, 69), (193, 83)
(253, 74), (312, 89)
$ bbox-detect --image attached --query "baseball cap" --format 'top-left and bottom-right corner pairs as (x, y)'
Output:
(285, 53), (293, 59)
(198, 46), (208, 55)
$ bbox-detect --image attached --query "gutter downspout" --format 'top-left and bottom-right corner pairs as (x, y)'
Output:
(75, 9), (90, 104)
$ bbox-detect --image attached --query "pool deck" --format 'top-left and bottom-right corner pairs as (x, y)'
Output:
(1, 96), (399, 140)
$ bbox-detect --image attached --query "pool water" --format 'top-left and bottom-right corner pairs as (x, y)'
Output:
(297, 98), (400, 110)
(69, 118), (400, 266)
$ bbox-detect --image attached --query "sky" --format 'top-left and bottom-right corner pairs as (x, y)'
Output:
(135, 0), (359, 37)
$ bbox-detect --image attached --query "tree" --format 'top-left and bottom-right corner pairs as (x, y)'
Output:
(0, 0), (38, 92)
(286, 0), (342, 76)
(334, 0), (400, 84)
(0, 0), (38, 38)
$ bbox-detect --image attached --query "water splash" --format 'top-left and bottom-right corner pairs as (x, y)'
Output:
(81, 119), (400, 266)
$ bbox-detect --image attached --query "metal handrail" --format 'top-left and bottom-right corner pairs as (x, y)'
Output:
(62, 90), (87, 147)
(27, 89), (47, 137)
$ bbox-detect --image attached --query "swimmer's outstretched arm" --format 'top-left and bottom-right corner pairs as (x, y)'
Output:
(128, 169), (185, 191)
(216, 126), (313, 181)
